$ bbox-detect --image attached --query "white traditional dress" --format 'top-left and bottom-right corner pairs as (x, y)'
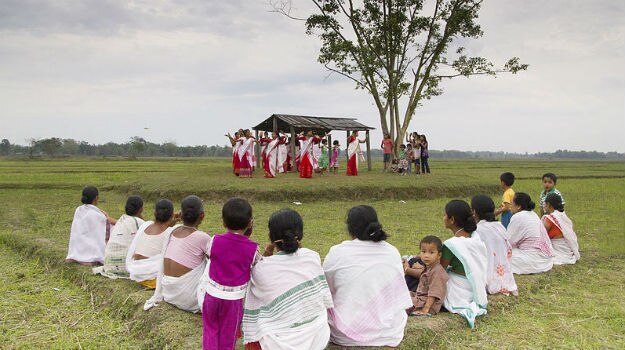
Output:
(93, 214), (144, 279)
(507, 210), (555, 274)
(542, 211), (580, 265)
(66, 204), (109, 264)
(473, 220), (518, 295)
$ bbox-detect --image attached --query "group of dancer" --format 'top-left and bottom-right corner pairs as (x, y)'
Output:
(225, 129), (369, 178)
(65, 170), (579, 349)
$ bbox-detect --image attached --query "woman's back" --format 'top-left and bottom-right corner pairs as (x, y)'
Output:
(66, 204), (108, 264)
(163, 228), (210, 277)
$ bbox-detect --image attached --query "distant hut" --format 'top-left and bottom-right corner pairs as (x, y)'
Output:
(253, 114), (376, 171)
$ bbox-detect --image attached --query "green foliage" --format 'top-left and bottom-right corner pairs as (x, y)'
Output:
(276, 0), (528, 156)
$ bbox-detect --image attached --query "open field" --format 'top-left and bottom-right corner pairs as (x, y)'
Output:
(0, 158), (623, 349)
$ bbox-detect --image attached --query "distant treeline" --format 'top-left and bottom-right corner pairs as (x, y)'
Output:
(1, 137), (623, 160)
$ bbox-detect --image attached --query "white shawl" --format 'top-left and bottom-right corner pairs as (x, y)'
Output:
(143, 225), (209, 313)
(125, 221), (174, 283)
(543, 211), (580, 265)
(93, 214), (145, 279)
(242, 248), (334, 350)
(66, 204), (108, 264)
(473, 221), (518, 295)
(442, 236), (488, 329)
(347, 137), (360, 166)
(277, 137), (288, 173)
(266, 137), (281, 177)
(323, 239), (412, 347)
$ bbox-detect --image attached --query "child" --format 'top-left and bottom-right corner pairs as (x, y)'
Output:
(406, 235), (448, 315)
(381, 133), (393, 172)
(406, 144), (413, 175)
(330, 140), (340, 175)
(202, 197), (259, 350)
(398, 144), (408, 175)
(420, 135), (430, 174)
(494, 172), (515, 228)
(412, 138), (421, 174)
(539, 173), (565, 216)
(318, 139), (329, 176)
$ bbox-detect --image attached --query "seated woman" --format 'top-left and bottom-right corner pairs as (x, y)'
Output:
(144, 195), (210, 313)
(471, 195), (518, 296)
(242, 209), (334, 350)
(93, 196), (145, 278)
(126, 199), (179, 289)
(441, 200), (488, 329)
(323, 205), (412, 347)
(542, 193), (580, 265)
(66, 186), (117, 266)
(507, 193), (554, 274)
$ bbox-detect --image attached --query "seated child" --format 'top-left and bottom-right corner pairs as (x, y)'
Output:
(408, 235), (448, 315)
(539, 172), (565, 216)
(398, 144), (409, 174)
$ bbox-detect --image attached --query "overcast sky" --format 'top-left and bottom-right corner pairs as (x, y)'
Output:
(1, 0), (623, 152)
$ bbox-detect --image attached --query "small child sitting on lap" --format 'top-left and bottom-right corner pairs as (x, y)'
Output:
(405, 235), (448, 315)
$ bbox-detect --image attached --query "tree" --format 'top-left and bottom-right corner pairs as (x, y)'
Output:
(130, 136), (147, 157)
(0, 139), (10, 156)
(37, 137), (63, 157)
(271, 0), (528, 155)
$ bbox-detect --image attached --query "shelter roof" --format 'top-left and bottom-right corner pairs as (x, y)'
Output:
(253, 114), (375, 133)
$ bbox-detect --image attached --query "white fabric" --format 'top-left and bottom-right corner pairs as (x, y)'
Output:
(143, 224), (209, 313)
(298, 137), (317, 168)
(66, 204), (108, 264)
(238, 137), (256, 168)
(93, 214), (145, 279)
(242, 248), (334, 350)
(312, 143), (321, 169)
(507, 210), (554, 274)
(126, 221), (174, 283)
(323, 239), (412, 347)
(543, 211), (580, 265)
(509, 248), (554, 274)
(277, 137), (288, 173)
(265, 137), (281, 177)
(442, 236), (488, 329)
(473, 220), (518, 295)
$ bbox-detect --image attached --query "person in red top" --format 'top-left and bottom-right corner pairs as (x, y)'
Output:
(296, 131), (322, 178)
(381, 133), (393, 172)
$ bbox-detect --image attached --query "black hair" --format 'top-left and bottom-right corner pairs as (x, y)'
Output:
(421, 134), (428, 142)
(125, 195), (143, 216)
(420, 235), (443, 252)
(181, 195), (204, 225)
(222, 197), (252, 231)
(346, 205), (388, 242)
(322, 139), (327, 145)
(542, 172), (558, 184)
(154, 198), (174, 223)
(513, 192), (536, 211)
(333, 140), (339, 146)
(500, 172), (515, 186)
(268, 209), (303, 254)
(445, 200), (477, 233)
(471, 195), (497, 222)
(400, 144), (406, 149)
(81, 186), (98, 204)
(545, 193), (564, 212)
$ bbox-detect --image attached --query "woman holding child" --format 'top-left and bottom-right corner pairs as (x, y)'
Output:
(323, 205), (412, 347)
(243, 209), (334, 350)
(441, 200), (488, 329)
(507, 193), (554, 274)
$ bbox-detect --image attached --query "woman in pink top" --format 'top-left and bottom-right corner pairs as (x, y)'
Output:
(145, 195), (211, 313)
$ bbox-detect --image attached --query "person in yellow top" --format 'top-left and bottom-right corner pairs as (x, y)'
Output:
(494, 172), (515, 228)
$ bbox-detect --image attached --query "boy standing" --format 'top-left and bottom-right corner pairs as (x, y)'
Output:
(540, 173), (565, 216)
(406, 236), (448, 315)
(381, 133), (393, 172)
(494, 172), (515, 228)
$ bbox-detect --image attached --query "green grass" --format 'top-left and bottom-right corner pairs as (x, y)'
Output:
(0, 158), (623, 349)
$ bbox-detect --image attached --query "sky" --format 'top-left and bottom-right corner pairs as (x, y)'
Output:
(1, 0), (623, 153)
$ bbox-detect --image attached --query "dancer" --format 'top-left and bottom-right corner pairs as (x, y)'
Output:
(238, 130), (256, 178)
(225, 131), (241, 176)
(346, 131), (367, 176)
(296, 131), (321, 178)
(264, 132), (286, 178)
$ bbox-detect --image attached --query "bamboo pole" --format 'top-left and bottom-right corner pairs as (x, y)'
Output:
(366, 130), (372, 171)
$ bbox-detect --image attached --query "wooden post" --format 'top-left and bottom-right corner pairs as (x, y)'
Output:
(273, 116), (279, 174)
(272, 116), (278, 134)
(327, 134), (332, 166)
(346, 130), (350, 163)
(290, 126), (297, 172)
(366, 130), (372, 171)
(255, 129), (260, 169)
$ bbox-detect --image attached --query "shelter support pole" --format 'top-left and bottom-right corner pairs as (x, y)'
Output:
(366, 130), (372, 171)
(327, 134), (332, 166)
(255, 129), (260, 170)
(346, 130), (350, 163)
(272, 116), (278, 134)
(290, 126), (297, 172)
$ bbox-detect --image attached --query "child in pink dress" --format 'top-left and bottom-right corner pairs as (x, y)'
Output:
(202, 198), (259, 350)
(329, 140), (340, 175)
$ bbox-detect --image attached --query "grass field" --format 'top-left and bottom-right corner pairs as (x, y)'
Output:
(0, 157), (623, 349)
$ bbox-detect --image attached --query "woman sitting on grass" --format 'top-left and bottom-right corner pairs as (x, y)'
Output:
(93, 196), (145, 279)
(471, 195), (518, 296)
(144, 195), (210, 313)
(66, 186), (117, 266)
(441, 200), (488, 329)
(126, 199), (179, 289)
(542, 193), (580, 265)
(243, 209), (334, 350)
(323, 205), (412, 347)
(507, 193), (554, 274)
